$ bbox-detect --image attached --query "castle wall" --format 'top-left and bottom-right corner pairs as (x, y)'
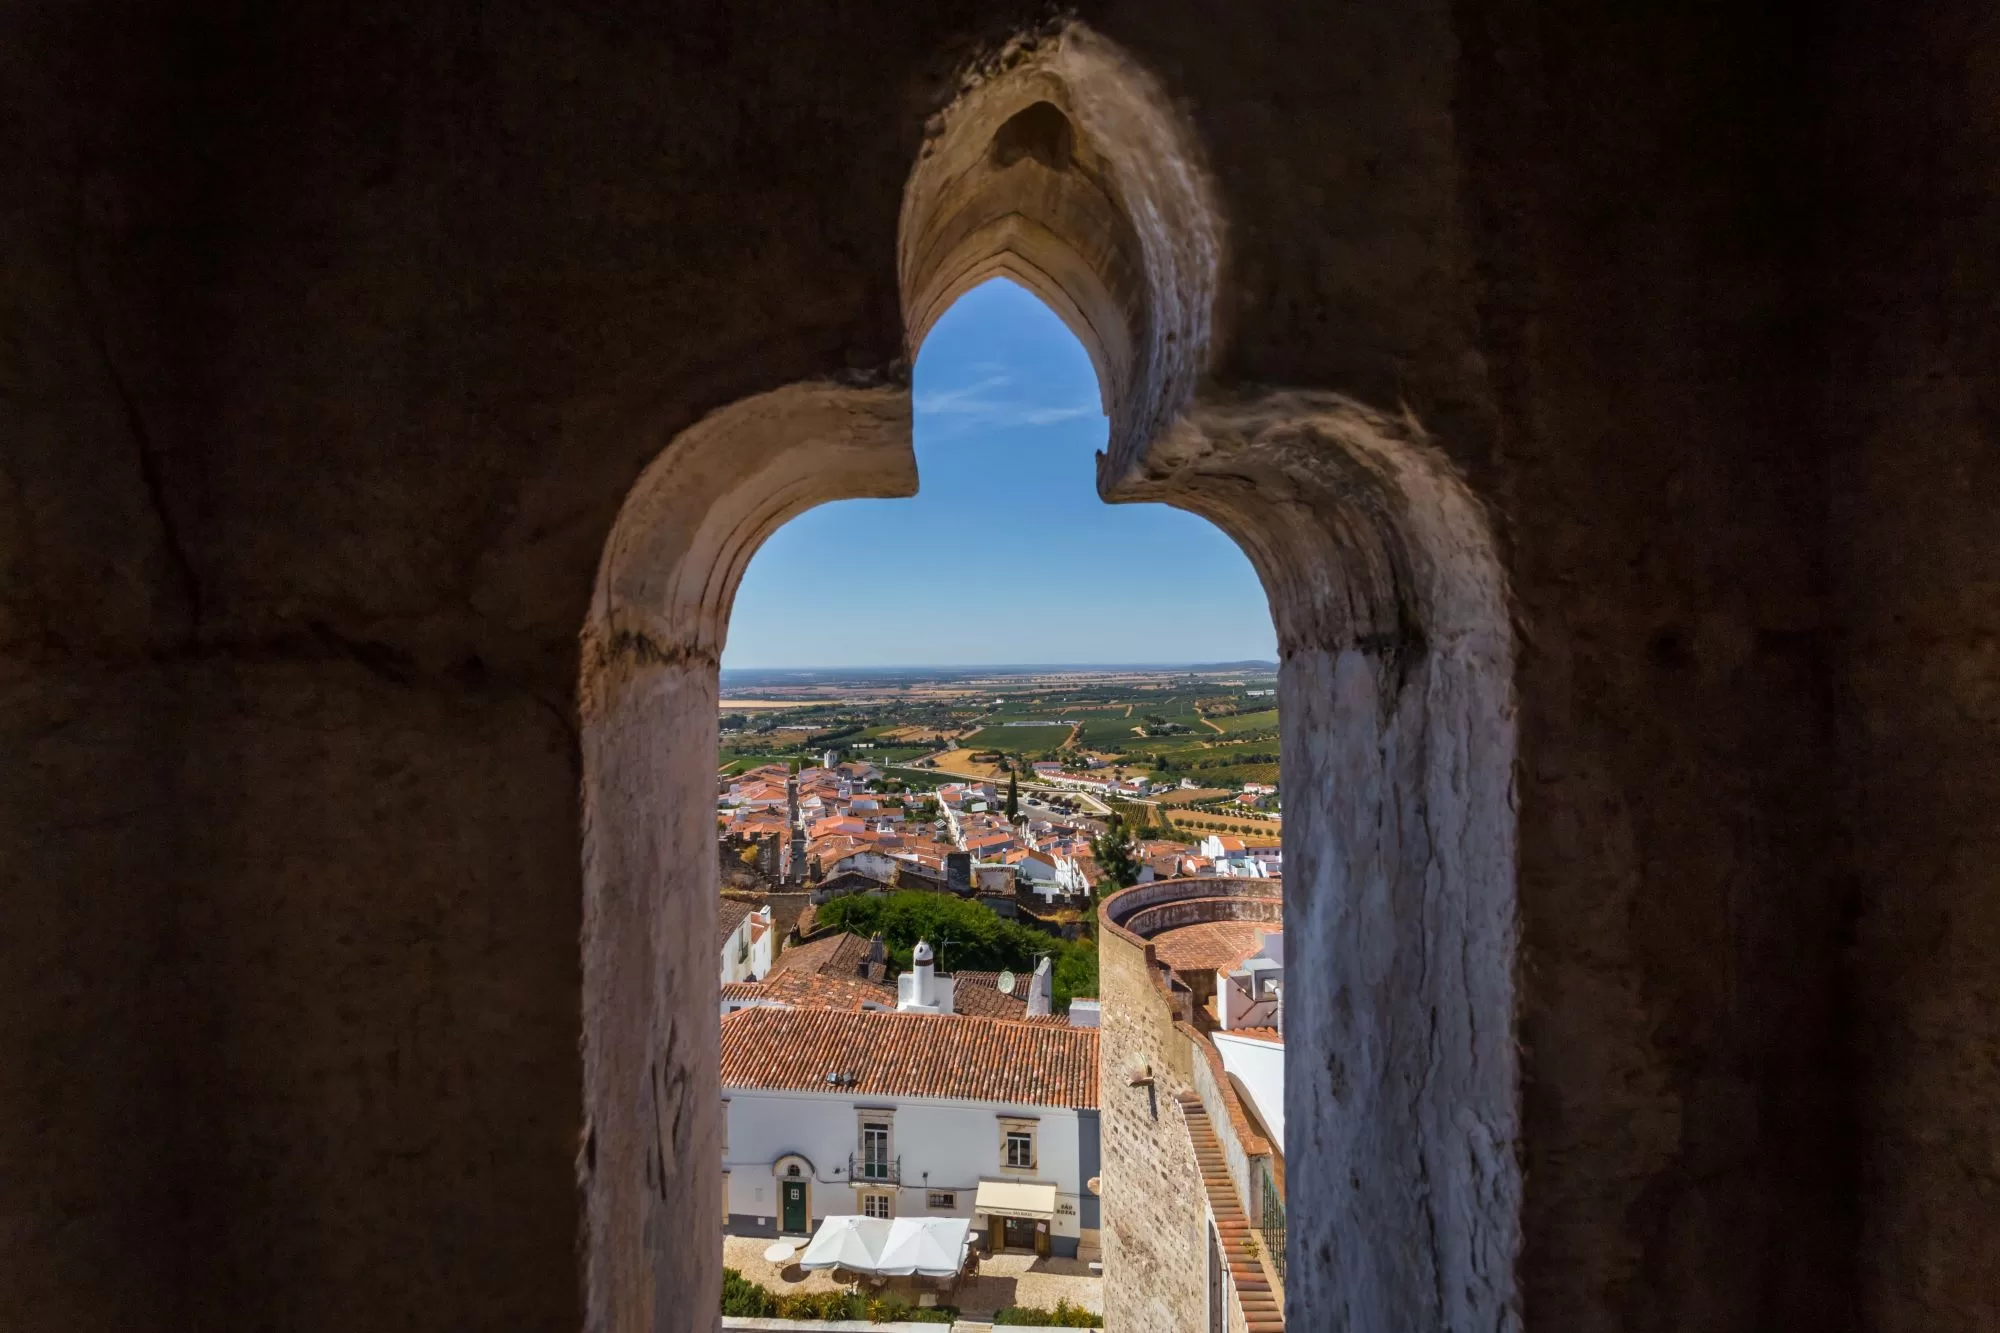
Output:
(1098, 928), (1205, 1332)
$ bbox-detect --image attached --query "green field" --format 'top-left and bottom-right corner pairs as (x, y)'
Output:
(714, 668), (1279, 786)
(851, 744), (932, 762)
(961, 723), (1075, 753)
(1211, 707), (1279, 734)
(1074, 713), (1142, 747)
(879, 765), (954, 790)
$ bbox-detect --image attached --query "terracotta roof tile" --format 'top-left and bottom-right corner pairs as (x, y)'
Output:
(1152, 921), (1271, 976)
(717, 899), (755, 949)
(771, 931), (875, 979)
(946, 971), (1029, 1019)
(722, 971), (895, 1011)
(719, 1007), (1097, 1108)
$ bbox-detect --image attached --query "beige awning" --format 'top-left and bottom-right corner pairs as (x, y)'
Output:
(974, 1179), (1057, 1221)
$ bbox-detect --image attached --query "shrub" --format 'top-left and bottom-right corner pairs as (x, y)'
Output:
(864, 1295), (955, 1323)
(720, 1266), (959, 1323)
(720, 1267), (776, 1318)
(775, 1289), (864, 1320)
(994, 1298), (1105, 1327)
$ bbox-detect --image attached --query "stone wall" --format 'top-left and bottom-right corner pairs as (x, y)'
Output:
(1824, 1), (2000, 1326)
(0, 3), (1996, 1331)
(1098, 927), (1205, 1333)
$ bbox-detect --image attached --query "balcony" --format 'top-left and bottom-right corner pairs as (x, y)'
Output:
(848, 1152), (901, 1185)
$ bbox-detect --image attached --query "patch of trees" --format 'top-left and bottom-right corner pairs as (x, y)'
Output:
(815, 892), (1098, 1007)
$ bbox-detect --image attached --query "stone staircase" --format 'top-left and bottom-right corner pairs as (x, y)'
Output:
(1176, 1093), (1285, 1332)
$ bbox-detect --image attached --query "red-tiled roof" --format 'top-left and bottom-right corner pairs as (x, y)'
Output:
(771, 931), (876, 979)
(722, 971), (895, 1011)
(718, 899), (755, 949)
(946, 970), (1029, 1019)
(719, 1007), (1098, 1108)
(1152, 921), (1271, 976)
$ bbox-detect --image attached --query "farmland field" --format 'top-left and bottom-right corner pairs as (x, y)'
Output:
(1155, 786), (1235, 805)
(927, 748), (1007, 778)
(714, 664), (1280, 786)
(1075, 714), (1145, 746)
(1156, 807), (1282, 837)
(960, 723), (1075, 752)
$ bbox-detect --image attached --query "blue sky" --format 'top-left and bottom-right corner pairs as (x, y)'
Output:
(722, 279), (1278, 668)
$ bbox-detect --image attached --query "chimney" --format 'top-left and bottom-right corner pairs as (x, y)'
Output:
(1027, 955), (1053, 1018)
(911, 938), (935, 1007)
(945, 851), (972, 895)
(863, 933), (887, 982)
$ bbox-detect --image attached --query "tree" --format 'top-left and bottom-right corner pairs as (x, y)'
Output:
(1005, 771), (1020, 820)
(1090, 815), (1141, 895)
(815, 891), (1099, 1005)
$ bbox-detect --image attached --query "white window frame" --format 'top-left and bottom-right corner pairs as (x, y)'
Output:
(861, 1190), (894, 1220)
(855, 1107), (896, 1183)
(998, 1115), (1039, 1174)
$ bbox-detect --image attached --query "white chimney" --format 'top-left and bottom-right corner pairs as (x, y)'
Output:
(1027, 955), (1053, 1018)
(896, 938), (954, 1014)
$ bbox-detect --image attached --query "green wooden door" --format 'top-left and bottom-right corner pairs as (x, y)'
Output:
(782, 1181), (807, 1234)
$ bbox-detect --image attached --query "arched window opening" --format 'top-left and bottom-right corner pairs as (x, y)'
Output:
(579, 23), (1517, 1333)
(709, 277), (1282, 1324)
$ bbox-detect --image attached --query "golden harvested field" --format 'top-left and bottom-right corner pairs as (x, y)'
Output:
(1155, 787), (1235, 805)
(928, 748), (1006, 779)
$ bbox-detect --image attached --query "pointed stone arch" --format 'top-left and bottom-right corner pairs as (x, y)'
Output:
(577, 21), (1516, 1333)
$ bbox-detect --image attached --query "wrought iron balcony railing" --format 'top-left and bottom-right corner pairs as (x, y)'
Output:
(1257, 1157), (1286, 1285)
(848, 1152), (901, 1184)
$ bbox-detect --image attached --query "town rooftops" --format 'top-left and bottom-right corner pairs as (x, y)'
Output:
(1151, 920), (1273, 976)
(719, 1006), (1098, 1108)
(722, 970), (896, 1011)
(770, 931), (881, 980)
(943, 970), (1069, 1024)
(717, 898), (755, 948)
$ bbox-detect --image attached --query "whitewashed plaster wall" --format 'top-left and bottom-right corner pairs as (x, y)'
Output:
(722, 1088), (1085, 1241)
(1212, 1033), (1286, 1148)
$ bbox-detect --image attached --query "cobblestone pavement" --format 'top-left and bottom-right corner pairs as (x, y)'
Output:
(723, 1235), (846, 1295)
(721, 1235), (1102, 1319)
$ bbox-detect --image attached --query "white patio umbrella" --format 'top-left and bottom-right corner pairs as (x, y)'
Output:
(797, 1215), (891, 1273)
(875, 1217), (973, 1278)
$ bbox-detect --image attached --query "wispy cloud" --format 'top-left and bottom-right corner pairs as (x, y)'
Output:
(1019, 405), (1097, 425)
(914, 374), (1013, 415)
(914, 375), (1101, 434)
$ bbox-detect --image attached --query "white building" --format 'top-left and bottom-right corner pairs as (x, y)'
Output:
(1197, 833), (1282, 879)
(719, 900), (774, 984)
(720, 1006), (1101, 1259)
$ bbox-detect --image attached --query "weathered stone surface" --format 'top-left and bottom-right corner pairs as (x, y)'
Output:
(1098, 919), (1207, 1332)
(0, 3), (1993, 1332)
